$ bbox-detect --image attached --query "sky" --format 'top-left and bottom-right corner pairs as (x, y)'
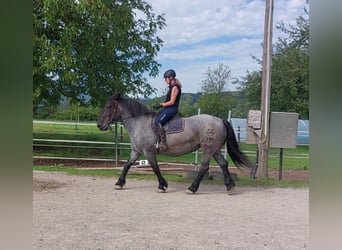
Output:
(143, 0), (308, 96)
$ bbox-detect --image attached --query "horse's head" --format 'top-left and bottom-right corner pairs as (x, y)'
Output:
(97, 93), (121, 130)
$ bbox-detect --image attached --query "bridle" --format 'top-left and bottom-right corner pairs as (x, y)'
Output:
(109, 100), (119, 123)
(109, 100), (135, 123)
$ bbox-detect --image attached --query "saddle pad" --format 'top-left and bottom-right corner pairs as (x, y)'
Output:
(165, 117), (185, 134)
(151, 117), (185, 134)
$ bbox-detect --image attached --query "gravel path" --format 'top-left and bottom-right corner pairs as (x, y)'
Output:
(33, 171), (309, 250)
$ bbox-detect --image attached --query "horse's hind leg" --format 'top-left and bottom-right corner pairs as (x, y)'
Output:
(213, 151), (236, 195)
(115, 150), (140, 189)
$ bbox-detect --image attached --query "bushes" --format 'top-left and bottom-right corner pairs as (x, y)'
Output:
(50, 106), (101, 122)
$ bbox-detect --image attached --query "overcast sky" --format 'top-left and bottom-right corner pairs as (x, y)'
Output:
(143, 0), (307, 96)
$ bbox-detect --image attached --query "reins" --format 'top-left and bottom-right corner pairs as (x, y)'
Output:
(109, 97), (154, 124)
(121, 115), (136, 122)
(109, 101), (118, 123)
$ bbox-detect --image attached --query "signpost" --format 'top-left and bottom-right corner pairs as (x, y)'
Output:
(247, 111), (299, 179)
(269, 112), (299, 180)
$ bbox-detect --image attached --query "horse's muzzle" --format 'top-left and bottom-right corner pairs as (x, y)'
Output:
(97, 123), (107, 130)
(97, 123), (110, 130)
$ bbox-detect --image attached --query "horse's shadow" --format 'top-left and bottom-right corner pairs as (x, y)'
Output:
(114, 181), (247, 196)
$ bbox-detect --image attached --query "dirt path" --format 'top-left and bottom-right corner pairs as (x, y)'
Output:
(33, 171), (309, 250)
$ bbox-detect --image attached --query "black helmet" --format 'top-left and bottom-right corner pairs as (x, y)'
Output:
(163, 69), (176, 78)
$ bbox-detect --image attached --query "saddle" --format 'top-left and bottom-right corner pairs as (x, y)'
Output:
(151, 115), (185, 134)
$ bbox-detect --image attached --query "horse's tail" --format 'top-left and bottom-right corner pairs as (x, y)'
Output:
(223, 119), (253, 169)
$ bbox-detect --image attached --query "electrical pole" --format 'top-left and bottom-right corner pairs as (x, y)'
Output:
(257, 0), (274, 178)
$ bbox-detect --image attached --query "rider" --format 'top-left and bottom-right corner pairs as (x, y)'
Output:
(154, 69), (182, 152)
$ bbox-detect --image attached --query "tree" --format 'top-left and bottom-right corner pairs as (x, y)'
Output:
(271, 45), (309, 118)
(271, 1), (309, 118)
(234, 71), (262, 112)
(33, 0), (166, 112)
(199, 63), (235, 118)
(178, 93), (200, 117)
(239, 2), (309, 119)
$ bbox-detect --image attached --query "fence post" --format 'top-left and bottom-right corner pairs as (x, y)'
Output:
(225, 110), (232, 160)
(194, 108), (201, 169)
(114, 122), (118, 168)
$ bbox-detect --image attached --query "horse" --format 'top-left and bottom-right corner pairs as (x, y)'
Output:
(97, 93), (253, 194)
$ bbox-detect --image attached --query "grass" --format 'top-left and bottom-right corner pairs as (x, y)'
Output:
(33, 165), (308, 188)
(33, 122), (114, 142)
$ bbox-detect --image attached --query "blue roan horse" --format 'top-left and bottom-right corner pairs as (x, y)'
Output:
(97, 93), (253, 194)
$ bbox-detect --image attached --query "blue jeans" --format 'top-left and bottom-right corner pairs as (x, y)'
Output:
(154, 106), (178, 127)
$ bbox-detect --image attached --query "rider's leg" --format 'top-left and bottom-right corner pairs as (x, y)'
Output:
(154, 107), (177, 152)
(156, 123), (168, 152)
(153, 110), (166, 150)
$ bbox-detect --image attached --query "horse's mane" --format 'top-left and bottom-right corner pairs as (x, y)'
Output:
(121, 97), (155, 117)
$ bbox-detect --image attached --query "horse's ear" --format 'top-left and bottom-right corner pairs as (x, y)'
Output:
(113, 93), (120, 100)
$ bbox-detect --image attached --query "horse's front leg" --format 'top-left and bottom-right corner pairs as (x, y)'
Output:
(145, 151), (168, 192)
(115, 150), (140, 189)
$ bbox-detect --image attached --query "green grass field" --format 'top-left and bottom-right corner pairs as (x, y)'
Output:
(33, 121), (309, 170)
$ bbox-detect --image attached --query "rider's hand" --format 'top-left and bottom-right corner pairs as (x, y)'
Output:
(151, 103), (162, 111)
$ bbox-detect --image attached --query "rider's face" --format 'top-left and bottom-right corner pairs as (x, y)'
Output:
(164, 77), (171, 84)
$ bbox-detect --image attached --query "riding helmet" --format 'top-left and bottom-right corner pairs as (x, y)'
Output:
(163, 69), (176, 78)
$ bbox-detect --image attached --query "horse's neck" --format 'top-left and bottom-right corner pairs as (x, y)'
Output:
(120, 110), (134, 131)
(121, 112), (152, 136)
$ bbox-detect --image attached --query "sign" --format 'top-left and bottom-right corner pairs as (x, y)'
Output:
(246, 110), (261, 144)
(269, 112), (298, 148)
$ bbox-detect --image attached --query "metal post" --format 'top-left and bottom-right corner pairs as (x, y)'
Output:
(194, 108), (201, 169)
(225, 110), (232, 160)
(250, 147), (259, 179)
(279, 148), (283, 180)
(257, 0), (274, 178)
(119, 125), (123, 156)
(114, 122), (118, 168)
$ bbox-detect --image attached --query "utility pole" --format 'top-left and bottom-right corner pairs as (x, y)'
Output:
(257, 0), (274, 178)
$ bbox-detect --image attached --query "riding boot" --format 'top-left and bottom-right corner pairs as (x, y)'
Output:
(156, 124), (168, 152)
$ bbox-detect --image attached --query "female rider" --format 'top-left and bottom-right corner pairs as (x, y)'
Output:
(154, 69), (182, 152)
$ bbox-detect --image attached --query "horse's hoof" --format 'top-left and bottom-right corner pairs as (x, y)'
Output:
(227, 187), (236, 195)
(157, 187), (167, 193)
(185, 189), (195, 195)
(114, 185), (124, 190)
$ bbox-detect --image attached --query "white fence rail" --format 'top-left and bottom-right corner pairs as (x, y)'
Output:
(33, 120), (98, 126)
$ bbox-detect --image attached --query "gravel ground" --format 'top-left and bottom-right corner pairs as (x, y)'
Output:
(33, 171), (309, 250)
